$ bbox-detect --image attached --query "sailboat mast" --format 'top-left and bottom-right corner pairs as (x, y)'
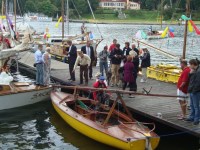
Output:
(182, 0), (190, 59)
(160, 0), (163, 29)
(14, 0), (16, 32)
(66, 0), (69, 35)
(1, 0), (4, 16)
(61, 0), (64, 39)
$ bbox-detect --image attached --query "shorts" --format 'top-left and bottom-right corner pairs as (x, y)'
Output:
(177, 89), (188, 101)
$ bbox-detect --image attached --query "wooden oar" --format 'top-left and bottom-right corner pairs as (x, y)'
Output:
(52, 85), (188, 98)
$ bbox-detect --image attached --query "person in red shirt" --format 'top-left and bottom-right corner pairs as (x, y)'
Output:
(109, 39), (117, 52)
(177, 60), (190, 120)
(93, 76), (107, 101)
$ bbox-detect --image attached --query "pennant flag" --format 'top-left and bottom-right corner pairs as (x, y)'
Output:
(188, 21), (193, 32)
(161, 27), (169, 38)
(135, 30), (147, 39)
(181, 15), (190, 21)
(141, 30), (147, 39)
(169, 27), (174, 32)
(55, 16), (62, 28)
(189, 20), (200, 35)
(169, 31), (174, 38)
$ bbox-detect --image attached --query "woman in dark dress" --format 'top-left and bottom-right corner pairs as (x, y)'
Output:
(123, 56), (135, 98)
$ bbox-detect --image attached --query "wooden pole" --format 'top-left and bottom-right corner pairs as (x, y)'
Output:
(1, 0), (4, 16)
(66, 0), (69, 35)
(182, 0), (190, 59)
(14, 0), (16, 32)
(160, 0), (163, 29)
(61, 0), (64, 40)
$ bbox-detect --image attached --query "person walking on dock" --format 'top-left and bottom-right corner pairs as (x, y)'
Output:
(66, 40), (77, 82)
(109, 44), (123, 87)
(177, 60), (190, 120)
(81, 41), (95, 79)
(34, 44), (44, 86)
(99, 46), (109, 77)
(123, 56), (135, 98)
(186, 59), (200, 125)
(140, 48), (150, 83)
(42, 47), (51, 86)
(123, 42), (131, 56)
(73, 51), (91, 85)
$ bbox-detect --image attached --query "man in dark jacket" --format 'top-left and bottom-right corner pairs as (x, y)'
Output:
(81, 41), (95, 79)
(66, 40), (77, 81)
(186, 59), (200, 125)
(109, 44), (123, 87)
(140, 48), (150, 83)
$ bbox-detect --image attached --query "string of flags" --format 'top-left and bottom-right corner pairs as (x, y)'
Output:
(181, 15), (200, 35)
(161, 27), (175, 38)
(55, 16), (62, 28)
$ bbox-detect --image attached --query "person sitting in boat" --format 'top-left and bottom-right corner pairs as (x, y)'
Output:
(93, 76), (109, 105)
(148, 26), (153, 35)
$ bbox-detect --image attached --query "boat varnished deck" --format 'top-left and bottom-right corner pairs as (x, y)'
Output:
(19, 52), (200, 137)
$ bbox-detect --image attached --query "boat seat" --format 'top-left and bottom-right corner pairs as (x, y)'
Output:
(76, 105), (95, 121)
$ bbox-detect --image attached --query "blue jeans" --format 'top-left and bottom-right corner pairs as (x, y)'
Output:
(36, 63), (44, 85)
(100, 62), (108, 76)
(189, 92), (200, 122)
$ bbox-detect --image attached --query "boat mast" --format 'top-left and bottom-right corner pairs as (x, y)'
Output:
(66, 0), (69, 35)
(61, 0), (64, 39)
(160, 0), (163, 29)
(14, 0), (16, 32)
(1, 0), (4, 16)
(182, 0), (190, 59)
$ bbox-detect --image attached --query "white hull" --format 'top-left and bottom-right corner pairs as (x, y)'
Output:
(0, 88), (52, 111)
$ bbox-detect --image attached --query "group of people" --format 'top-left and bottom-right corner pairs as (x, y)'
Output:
(66, 40), (95, 86)
(98, 39), (151, 97)
(177, 59), (200, 125)
(34, 44), (51, 86)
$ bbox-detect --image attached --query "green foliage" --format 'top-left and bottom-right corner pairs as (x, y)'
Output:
(24, 0), (37, 13)
(37, 0), (58, 17)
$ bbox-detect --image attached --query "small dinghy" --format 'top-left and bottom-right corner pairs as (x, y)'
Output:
(51, 86), (160, 150)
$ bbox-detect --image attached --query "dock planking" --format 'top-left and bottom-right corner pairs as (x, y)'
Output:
(18, 51), (200, 137)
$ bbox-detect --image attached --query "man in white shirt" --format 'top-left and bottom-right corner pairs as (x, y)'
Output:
(34, 44), (44, 86)
(73, 51), (91, 85)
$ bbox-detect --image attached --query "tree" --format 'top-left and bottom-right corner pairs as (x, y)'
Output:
(37, 0), (58, 17)
(24, 0), (37, 13)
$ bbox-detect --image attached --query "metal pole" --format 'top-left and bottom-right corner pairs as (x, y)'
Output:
(182, 0), (190, 59)
(61, 0), (64, 39)
(14, 0), (16, 32)
(66, 0), (69, 35)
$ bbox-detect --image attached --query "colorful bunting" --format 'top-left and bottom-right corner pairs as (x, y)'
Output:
(169, 31), (174, 38)
(181, 15), (190, 21)
(161, 27), (169, 38)
(188, 21), (193, 32)
(189, 20), (200, 35)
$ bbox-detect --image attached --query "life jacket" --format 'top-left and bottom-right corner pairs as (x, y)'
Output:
(93, 81), (107, 101)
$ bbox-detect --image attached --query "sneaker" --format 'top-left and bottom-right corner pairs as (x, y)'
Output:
(193, 121), (199, 125)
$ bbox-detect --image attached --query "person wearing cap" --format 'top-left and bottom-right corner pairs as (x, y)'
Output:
(99, 45), (109, 77)
(93, 76), (108, 104)
(95, 72), (108, 87)
(34, 44), (44, 86)
(73, 51), (91, 85)
(140, 48), (151, 83)
(42, 47), (51, 86)
(66, 40), (77, 82)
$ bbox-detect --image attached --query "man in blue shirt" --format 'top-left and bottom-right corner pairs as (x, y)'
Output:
(34, 44), (44, 86)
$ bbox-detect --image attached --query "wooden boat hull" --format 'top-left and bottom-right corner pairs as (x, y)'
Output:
(0, 87), (52, 111)
(51, 92), (160, 150)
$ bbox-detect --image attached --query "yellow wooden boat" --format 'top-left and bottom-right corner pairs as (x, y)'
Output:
(51, 88), (160, 150)
(147, 64), (182, 83)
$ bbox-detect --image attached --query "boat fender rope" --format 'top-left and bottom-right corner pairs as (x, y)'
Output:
(145, 136), (152, 150)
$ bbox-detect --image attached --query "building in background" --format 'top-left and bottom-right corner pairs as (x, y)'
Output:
(99, 0), (140, 10)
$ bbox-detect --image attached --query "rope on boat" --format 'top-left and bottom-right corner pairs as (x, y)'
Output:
(86, 0), (103, 39)
(70, 0), (82, 19)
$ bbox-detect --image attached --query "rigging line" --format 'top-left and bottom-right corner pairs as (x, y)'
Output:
(170, 0), (182, 22)
(86, 0), (103, 39)
(16, 0), (22, 17)
(70, 0), (82, 19)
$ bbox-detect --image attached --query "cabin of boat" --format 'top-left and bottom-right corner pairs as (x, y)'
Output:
(51, 90), (160, 150)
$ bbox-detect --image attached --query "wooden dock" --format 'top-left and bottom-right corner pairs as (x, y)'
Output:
(18, 52), (200, 138)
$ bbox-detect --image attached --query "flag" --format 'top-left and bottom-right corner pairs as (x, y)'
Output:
(161, 27), (169, 38)
(190, 20), (200, 35)
(188, 21), (193, 32)
(89, 32), (94, 40)
(135, 30), (147, 39)
(181, 15), (190, 21)
(169, 31), (174, 38)
(55, 16), (62, 28)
